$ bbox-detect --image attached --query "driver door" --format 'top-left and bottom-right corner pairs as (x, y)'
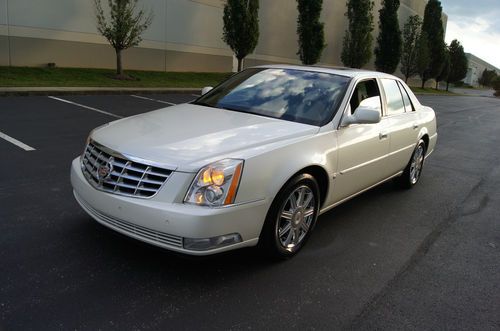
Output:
(331, 79), (391, 203)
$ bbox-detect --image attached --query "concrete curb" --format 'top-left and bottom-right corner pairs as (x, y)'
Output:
(0, 87), (202, 96)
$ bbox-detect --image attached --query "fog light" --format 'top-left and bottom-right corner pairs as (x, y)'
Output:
(183, 233), (242, 251)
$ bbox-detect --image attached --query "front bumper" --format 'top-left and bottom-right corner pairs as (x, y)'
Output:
(71, 157), (268, 255)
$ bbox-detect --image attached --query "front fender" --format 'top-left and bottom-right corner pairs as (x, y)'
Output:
(234, 131), (337, 205)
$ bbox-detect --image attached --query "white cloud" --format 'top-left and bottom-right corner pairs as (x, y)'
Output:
(446, 17), (500, 69)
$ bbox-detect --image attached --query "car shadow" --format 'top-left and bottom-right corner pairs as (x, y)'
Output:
(76, 179), (402, 278)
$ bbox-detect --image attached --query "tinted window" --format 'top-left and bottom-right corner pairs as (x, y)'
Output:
(398, 82), (414, 112)
(381, 79), (405, 115)
(349, 79), (381, 114)
(194, 68), (350, 126)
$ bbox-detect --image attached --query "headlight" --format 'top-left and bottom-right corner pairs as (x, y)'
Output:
(184, 159), (244, 207)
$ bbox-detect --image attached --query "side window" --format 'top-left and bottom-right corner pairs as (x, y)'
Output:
(398, 81), (414, 112)
(349, 79), (381, 114)
(381, 79), (405, 116)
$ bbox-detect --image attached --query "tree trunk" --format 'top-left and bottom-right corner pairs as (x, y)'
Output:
(435, 80), (439, 90)
(421, 79), (425, 89)
(405, 75), (409, 84)
(116, 49), (123, 76)
(446, 81), (450, 91)
(237, 57), (243, 72)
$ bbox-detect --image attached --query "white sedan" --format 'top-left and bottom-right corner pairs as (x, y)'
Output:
(70, 65), (437, 258)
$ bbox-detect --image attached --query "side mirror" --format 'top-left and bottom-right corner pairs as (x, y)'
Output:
(341, 96), (381, 126)
(201, 86), (213, 95)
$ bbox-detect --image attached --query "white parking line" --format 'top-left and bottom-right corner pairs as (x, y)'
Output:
(48, 96), (123, 119)
(0, 131), (36, 151)
(130, 95), (176, 106)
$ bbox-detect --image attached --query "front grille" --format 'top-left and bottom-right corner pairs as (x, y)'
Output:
(81, 140), (173, 198)
(74, 192), (183, 248)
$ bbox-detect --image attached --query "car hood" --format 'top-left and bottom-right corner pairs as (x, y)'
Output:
(91, 104), (319, 172)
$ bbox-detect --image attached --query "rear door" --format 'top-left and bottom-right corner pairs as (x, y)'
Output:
(380, 79), (420, 175)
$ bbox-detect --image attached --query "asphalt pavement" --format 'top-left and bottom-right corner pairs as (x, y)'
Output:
(1, 93), (499, 330)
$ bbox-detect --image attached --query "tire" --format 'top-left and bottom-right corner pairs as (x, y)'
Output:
(396, 139), (426, 189)
(258, 173), (320, 259)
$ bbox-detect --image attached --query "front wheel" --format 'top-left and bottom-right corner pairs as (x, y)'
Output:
(259, 174), (320, 259)
(396, 139), (426, 189)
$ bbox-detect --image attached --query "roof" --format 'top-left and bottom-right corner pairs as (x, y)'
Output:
(253, 64), (398, 79)
(465, 53), (500, 72)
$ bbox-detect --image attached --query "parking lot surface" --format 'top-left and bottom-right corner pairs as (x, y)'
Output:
(1, 93), (499, 330)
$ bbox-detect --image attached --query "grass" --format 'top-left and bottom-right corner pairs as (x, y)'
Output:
(0, 66), (467, 95)
(409, 87), (455, 95)
(0, 66), (232, 88)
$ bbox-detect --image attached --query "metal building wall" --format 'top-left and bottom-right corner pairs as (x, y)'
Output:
(0, 0), (437, 72)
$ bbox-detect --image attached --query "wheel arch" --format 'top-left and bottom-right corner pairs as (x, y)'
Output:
(417, 127), (430, 151)
(282, 165), (330, 208)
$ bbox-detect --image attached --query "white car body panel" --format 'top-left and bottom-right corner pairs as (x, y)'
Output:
(333, 118), (391, 202)
(71, 65), (438, 255)
(91, 104), (319, 172)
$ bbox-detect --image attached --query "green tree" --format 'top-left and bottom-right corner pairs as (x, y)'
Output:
(436, 46), (450, 90)
(492, 77), (500, 97)
(400, 15), (422, 83)
(478, 69), (497, 87)
(223, 0), (260, 71)
(446, 39), (468, 91)
(416, 31), (431, 88)
(296, 0), (326, 65)
(341, 0), (374, 68)
(94, 0), (153, 78)
(422, 0), (446, 88)
(374, 0), (402, 73)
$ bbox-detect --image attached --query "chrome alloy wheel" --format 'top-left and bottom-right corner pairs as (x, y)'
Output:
(276, 185), (316, 249)
(410, 144), (425, 184)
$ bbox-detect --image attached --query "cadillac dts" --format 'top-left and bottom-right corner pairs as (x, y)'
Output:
(71, 65), (437, 258)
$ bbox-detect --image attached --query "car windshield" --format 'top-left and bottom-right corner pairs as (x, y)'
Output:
(193, 68), (350, 126)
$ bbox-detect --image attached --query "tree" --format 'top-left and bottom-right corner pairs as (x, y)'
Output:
(446, 39), (468, 91)
(492, 77), (500, 97)
(421, 0), (446, 88)
(400, 15), (422, 82)
(436, 46), (450, 90)
(296, 0), (326, 65)
(478, 69), (497, 87)
(223, 0), (260, 71)
(341, 0), (374, 68)
(416, 31), (431, 88)
(374, 0), (402, 73)
(94, 0), (153, 78)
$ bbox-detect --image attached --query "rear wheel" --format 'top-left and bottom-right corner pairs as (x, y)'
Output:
(259, 174), (320, 259)
(396, 139), (426, 189)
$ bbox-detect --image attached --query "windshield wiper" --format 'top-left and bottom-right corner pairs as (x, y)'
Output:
(219, 105), (243, 112)
(192, 101), (218, 109)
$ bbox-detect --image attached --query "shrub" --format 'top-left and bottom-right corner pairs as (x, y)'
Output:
(492, 77), (500, 97)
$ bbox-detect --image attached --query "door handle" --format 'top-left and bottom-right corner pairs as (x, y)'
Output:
(413, 123), (419, 130)
(379, 132), (388, 140)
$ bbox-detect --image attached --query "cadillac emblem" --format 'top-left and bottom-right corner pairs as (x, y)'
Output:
(97, 162), (113, 182)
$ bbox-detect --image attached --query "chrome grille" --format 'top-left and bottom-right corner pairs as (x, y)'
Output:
(81, 140), (173, 198)
(74, 192), (183, 248)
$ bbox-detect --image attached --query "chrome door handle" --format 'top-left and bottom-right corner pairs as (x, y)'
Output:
(413, 124), (419, 129)
(379, 132), (388, 140)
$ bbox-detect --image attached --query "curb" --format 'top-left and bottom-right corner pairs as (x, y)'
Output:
(0, 87), (201, 97)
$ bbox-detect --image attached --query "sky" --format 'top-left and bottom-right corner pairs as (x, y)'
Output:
(440, 0), (500, 69)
